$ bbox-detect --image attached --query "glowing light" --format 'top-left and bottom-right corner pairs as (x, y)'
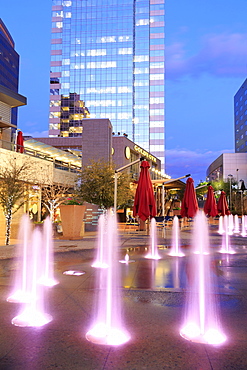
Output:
(145, 219), (161, 260)
(119, 253), (135, 264)
(63, 270), (85, 276)
(86, 323), (130, 346)
(181, 212), (226, 345)
(180, 324), (226, 345)
(7, 290), (32, 304)
(169, 216), (185, 257)
(12, 308), (52, 328)
(219, 216), (236, 254)
(86, 211), (130, 345)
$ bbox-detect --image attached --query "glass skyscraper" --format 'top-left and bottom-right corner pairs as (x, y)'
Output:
(49, 0), (165, 169)
(0, 19), (20, 127)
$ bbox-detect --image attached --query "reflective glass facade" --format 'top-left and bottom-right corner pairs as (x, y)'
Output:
(49, 0), (165, 169)
(234, 78), (247, 153)
(0, 19), (19, 127)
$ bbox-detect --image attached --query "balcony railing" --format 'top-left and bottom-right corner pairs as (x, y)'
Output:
(0, 139), (81, 173)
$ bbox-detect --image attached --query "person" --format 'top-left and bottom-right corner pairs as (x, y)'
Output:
(127, 214), (134, 223)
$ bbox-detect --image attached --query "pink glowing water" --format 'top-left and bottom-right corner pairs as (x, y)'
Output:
(218, 216), (224, 235)
(180, 212), (226, 345)
(233, 215), (240, 234)
(169, 216), (185, 257)
(241, 215), (247, 237)
(228, 214), (234, 235)
(86, 211), (130, 345)
(92, 213), (108, 268)
(7, 215), (33, 303)
(11, 228), (52, 327)
(220, 216), (235, 254)
(39, 217), (59, 287)
(145, 218), (161, 260)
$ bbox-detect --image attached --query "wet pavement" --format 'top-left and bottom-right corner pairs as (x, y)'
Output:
(0, 226), (247, 369)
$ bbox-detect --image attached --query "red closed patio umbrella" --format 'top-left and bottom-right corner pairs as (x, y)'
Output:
(217, 191), (230, 216)
(204, 185), (218, 217)
(16, 131), (24, 153)
(181, 177), (198, 218)
(133, 160), (157, 224)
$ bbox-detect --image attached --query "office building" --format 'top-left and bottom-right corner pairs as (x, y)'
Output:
(0, 19), (26, 145)
(234, 78), (247, 153)
(49, 0), (165, 170)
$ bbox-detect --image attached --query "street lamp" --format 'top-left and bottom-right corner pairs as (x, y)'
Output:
(228, 174), (233, 211)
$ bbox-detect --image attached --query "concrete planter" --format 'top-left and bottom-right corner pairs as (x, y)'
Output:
(59, 205), (86, 240)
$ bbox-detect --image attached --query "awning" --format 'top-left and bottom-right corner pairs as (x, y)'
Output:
(0, 119), (16, 129)
(152, 179), (186, 190)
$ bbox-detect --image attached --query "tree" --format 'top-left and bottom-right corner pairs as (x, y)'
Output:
(0, 159), (31, 245)
(41, 183), (72, 222)
(78, 159), (134, 209)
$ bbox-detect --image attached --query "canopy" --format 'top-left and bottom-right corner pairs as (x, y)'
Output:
(217, 191), (230, 216)
(203, 185), (218, 217)
(181, 177), (198, 218)
(133, 160), (157, 221)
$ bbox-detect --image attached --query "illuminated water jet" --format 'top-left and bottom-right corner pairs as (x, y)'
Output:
(11, 229), (52, 327)
(220, 216), (235, 254)
(86, 210), (130, 345)
(218, 216), (224, 235)
(119, 253), (135, 264)
(91, 214), (108, 268)
(145, 218), (161, 260)
(241, 215), (247, 237)
(233, 215), (240, 234)
(169, 216), (185, 257)
(7, 215), (33, 303)
(38, 217), (59, 287)
(180, 211), (226, 345)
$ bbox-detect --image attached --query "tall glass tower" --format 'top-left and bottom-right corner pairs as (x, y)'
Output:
(49, 0), (165, 169)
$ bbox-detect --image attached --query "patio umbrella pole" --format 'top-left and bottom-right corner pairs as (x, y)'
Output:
(114, 157), (144, 213)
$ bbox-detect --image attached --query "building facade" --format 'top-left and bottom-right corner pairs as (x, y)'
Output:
(0, 19), (21, 128)
(0, 19), (26, 147)
(206, 153), (247, 185)
(49, 0), (165, 170)
(234, 78), (247, 153)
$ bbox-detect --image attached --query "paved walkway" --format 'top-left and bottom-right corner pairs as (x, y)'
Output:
(0, 226), (247, 369)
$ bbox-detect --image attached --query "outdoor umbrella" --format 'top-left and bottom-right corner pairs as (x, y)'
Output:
(203, 185), (218, 217)
(16, 131), (24, 153)
(133, 160), (157, 222)
(181, 177), (198, 218)
(217, 191), (230, 216)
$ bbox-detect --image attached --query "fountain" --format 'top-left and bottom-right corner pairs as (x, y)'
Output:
(86, 210), (130, 345)
(233, 215), (240, 234)
(228, 214), (234, 235)
(169, 216), (185, 257)
(91, 213), (108, 268)
(38, 217), (59, 287)
(145, 218), (161, 260)
(220, 216), (235, 254)
(218, 216), (224, 234)
(241, 215), (246, 237)
(7, 215), (33, 303)
(11, 228), (52, 327)
(180, 211), (226, 345)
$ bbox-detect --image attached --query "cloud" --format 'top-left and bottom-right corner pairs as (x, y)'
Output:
(165, 147), (234, 184)
(23, 130), (49, 138)
(166, 32), (247, 80)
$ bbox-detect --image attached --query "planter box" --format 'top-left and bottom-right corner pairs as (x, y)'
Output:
(59, 205), (86, 240)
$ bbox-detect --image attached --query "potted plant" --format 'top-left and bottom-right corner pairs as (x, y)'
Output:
(59, 198), (86, 240)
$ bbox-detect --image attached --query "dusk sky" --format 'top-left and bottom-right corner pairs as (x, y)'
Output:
(1, 0), (247, 185)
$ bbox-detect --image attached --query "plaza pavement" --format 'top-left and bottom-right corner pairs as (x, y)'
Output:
(0, 225), (247, 369)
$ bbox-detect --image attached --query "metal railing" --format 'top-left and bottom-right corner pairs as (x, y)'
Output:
(0, 139), (81, 174)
